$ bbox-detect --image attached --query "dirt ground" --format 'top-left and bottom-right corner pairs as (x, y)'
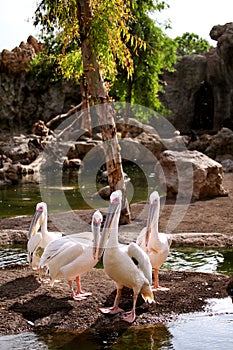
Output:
(0, 173), (232, 335)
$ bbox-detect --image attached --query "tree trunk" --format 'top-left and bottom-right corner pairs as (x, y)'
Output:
(76, 0), (131, 223)
(80, 75), (92, 137)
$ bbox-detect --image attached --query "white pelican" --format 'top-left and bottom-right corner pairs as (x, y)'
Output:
(27, 202), (62, 274)
(136, 191), (172, 291)
(99, 190), (154, 323)
(39, 210), (103, 300)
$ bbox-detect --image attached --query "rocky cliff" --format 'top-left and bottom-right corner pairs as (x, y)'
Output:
(0, 36), (81, 134)
(160, 22), (233, 134)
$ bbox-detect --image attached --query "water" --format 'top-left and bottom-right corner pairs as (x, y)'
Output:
(1, 245), (232, 275)
(168, 298), (233, 350)
(0, 164), (156, 218)
(0, 298), (232, 349)
(0, 244), (27, 267)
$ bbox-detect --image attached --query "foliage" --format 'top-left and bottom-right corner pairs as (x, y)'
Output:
(174, 32), (210, 56)
(31, 0), (142, 82)
(30, 0), (176, 107)
(110, 1), (178, 113)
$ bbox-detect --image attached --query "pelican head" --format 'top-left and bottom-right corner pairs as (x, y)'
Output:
(28, 202), (47, 239)
(92, 210), (103, 260)
(98, 190), (122, 260)
(145, 191), (160, 247)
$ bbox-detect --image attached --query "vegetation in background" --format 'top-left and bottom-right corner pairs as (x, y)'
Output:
(29, 2), (211, 112)
(174, 32), (210, 56)
(30, 0), (177, 113)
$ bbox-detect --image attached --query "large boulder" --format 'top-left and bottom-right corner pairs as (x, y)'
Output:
(155, 150), (228, 200)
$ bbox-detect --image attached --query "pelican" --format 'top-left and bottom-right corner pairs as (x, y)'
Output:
(39, 210), (103, 300)
(27, 202), (62, 274)
(99, 190), (154, 323)
(136, 191), (172, 291)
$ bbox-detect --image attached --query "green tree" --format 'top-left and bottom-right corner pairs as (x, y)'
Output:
(174, 32), (210, 56)
(32, 0), (177, 221)
(110, 0), (177, 115)
(34, 0), (142, 223)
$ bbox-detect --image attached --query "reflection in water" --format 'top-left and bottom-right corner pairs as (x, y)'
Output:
(109, 324), (173, 350)
(13, 324), (174, 350)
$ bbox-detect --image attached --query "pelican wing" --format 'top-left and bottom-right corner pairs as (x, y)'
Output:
(136, 227), (146, 247)
(61, 232), (93, 244)
(39, 232), (92, 268)
(68, 231), (93, 241)
(27, 232), (42, 254)
(127, 242), (152, 285)
(40, 236), (75, 267)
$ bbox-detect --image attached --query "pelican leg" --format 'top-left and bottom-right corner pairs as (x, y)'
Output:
(69, 280), (86, 300)
(152, 269), (169, 291)
(99, 287), (124, 314)
(37, 267), (43, 283)
(122, 293), (137, 323)
(75, 276), (92, 297)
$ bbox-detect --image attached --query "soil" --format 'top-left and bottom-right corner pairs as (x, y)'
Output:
(0, 173), (232, 335)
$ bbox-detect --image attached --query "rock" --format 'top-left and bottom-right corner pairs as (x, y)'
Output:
(0, 38), (81, 133)
(161, 135), (190, 151)
(32, 120), (53, 137)
(63, 158), (82, 169)
(188, 133), (214, 153)
(119, 137), (160, 163)
(205, 127), (233, 159)
(220, 159), (233, 173)
(133, 132), (165, 159)
(160, 22), (233, 133)
(91, 185), (111, 200)
(0, 135), (38, 163)
(155, 150), (228, 200)
(0, 41), (36, 74)
(116, 118), (144, 137)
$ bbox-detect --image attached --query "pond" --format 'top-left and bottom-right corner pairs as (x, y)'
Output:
(0, 163), (157, 218)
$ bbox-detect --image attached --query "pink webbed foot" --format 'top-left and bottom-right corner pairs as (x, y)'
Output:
(72, 293), (87, 301)
(78, 291), (92, 297)
(152, 285), (169, 292)
(99, 306), (124, 315)
(121, 310), (136, 323)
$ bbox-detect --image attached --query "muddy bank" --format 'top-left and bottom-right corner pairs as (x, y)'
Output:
(0, 265), (229, 336)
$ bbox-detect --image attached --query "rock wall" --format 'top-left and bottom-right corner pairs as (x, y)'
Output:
(1, 23), (233, 136)
(160, 22), (233, 134)
(0, 36), (81, 134)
